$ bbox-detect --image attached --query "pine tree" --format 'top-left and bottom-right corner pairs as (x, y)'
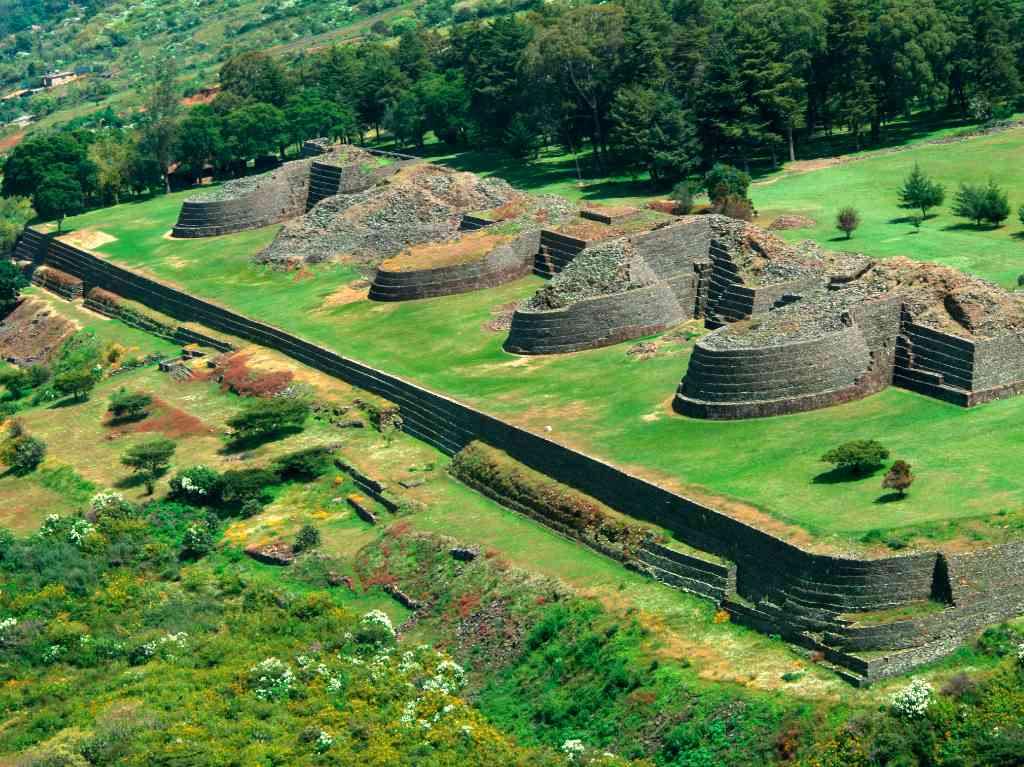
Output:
(898, 164), (946, 220)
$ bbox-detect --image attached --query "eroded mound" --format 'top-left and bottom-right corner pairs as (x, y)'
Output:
(0, 298), (78, 365)
(256, 163), (522, 269)
(523, 238), (659, 311)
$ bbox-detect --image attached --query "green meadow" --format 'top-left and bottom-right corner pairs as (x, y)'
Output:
(54, 127), (1024, 549)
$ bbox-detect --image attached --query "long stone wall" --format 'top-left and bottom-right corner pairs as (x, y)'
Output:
(171, 159), (313, 238)
(368, 230), (540, 302)
(20, 226), (1024, 683)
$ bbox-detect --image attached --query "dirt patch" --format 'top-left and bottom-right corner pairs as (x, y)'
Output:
(768, 215), (817, 231)
(0, 131), (26, 152)
(320, 280), (370, 309)
(0, 298), (79, 365)
(197, 352), (294, 397)
(57, 228), (117, 251)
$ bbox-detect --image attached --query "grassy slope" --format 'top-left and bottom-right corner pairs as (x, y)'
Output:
(53, 128), (1024, 548)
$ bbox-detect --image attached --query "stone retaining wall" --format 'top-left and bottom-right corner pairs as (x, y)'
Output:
(504, 280), (688, 355)
(369, 230), (539, 302)
(534, 230), (588, 277)
(171, 159), (312, 238)
(31, 265), (83, 300)
(24, 227), (1024, 682)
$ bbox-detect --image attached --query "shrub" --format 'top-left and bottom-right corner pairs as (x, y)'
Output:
(226, 397), (309, 443)
(107, 388), (153, 422)
(240, 498), (264, 518)
(248, 657), (295, 701)
(835, 206), (860, 239)
(272, 446), (334, 480)
(0, 433), (46, 475)
(354, 609), (396, 646)
(181, 521), (214, 558)
(702, 163), (751, 204)
(293, 524), (321, 553)
(821, 439), (889, 475)
(219, 467), (278, 508)
(713, 194), (755, 221)
(889, 679), (933, 718)
(169, 465), (222, 504)
(882, 459), (914, 497)
(669, 181), (694, 214)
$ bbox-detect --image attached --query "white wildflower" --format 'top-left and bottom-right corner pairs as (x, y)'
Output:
(890, 679), (934, 718)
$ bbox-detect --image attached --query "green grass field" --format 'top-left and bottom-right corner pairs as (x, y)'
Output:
(52, 125), (1024, 550)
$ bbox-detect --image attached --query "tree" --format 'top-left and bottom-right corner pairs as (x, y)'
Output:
(139, 59), (180, 194)
(0, 196), (35, 256)
(898, 164), (945, 220)
(882, 459), (914, 497)
(107, 388), (152, 422)
(382, 92), (427, 148)
(293, 524), (321, 553)
(609, 86), (700, 183)
(121, 437), (177, 494)
(89, 131), (136, 204)
(952, 179), (1009, 226)
(225, 103), (287, 161)
(175, 107), (225, 181)
(1, 133), (97, 215)
(821, 439), (890, 474)
(34, 171), (85, 233)
(53, 367), (98, 401)
(952, 182), (987, 226)
(836, 206), (861, 238)
(0, 261), (28, 312)
(220, 51), (290, 107)
(226, 398), (310, 443)
(0, 430), (46, 475)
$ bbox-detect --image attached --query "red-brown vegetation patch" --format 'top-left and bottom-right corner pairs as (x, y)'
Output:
(198, 353), (295, 397)
(0, 131), (25, 152)
(646, 199), (680, 215)
(0, 298), (78, 365)
(105, 397), (213, 440)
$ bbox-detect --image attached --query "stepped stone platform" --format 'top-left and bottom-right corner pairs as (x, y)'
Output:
(369, 229), (540, 302)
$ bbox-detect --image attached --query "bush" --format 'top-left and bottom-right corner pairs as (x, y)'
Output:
(272, 446), (334, 480)
(821, 439), (889, 475)
(293, 524), (321, 553)
(835, 206), (860, 239)
(713, 194), (754, 221)
(881, 459), (914, 497)
(226, 397), (310, 443)
(0, 433), (46, 475)
(219, 467), (278, 508)
(897, 164), (945, 219)
(702, 163), (751, 204)
(107, 388), (153, 422)
(169, 465), (222, 504)
(669, 181), (694, 214)
(181, 521), (214, 558)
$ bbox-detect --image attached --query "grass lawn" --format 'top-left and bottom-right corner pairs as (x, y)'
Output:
(51, 126), (1024, 550)
(753, 127), (1024, 288)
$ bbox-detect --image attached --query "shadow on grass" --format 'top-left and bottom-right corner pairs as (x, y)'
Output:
(219, 426), (303, 455)
(114, 473), (149, 490)
(941, 222), (1005, 232)
(104, 412), (150, 428)
(874, 492), (907, 504)
(812, 466), (883, 484)
(48, 396), (88, 410)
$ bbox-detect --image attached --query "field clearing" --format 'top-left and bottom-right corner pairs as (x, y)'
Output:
(52, 127), (1024, 549)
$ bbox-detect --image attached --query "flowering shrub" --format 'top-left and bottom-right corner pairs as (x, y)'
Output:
(1017, 643), (1024, 668)
(40, 514), (95, 547)
(890, 679), (934, 718)
(169, 466), (221, 504)
(181, 522), (214, 558)
(90, 491), (126, 516)
(249, 657), (296, 701)
(354, 609), (396, 646)
(0, 617), (17, 645)
(562, 739), (585, 760)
